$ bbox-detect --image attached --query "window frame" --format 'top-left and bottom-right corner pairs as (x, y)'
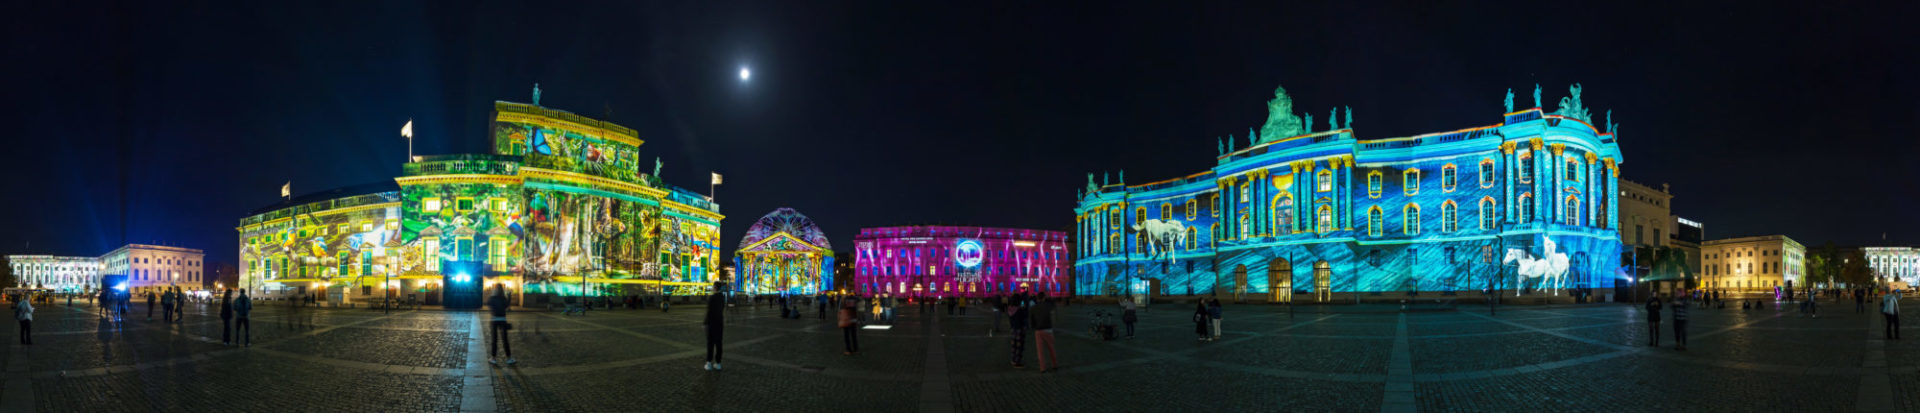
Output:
(1368, 206), (1383, 237)
(1367, 170), (1383, 198)
(1441, 164), (1458, 192)
(1441, 200), (1458, 232)
(1316, 169), (1333, 192)
(1403, 203), (1421, 235)
(1403, 169), (1421, 196)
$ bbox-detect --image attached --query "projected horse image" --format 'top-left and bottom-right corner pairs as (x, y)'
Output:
(1504, 237), (1570, 295)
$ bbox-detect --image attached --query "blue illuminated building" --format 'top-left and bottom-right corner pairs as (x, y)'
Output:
(1074, 85), (1625, 302)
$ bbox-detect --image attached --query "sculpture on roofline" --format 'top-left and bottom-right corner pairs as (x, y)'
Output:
(1303, 113), (1314, 133)
(1345, 106), (1352, 129)
(1247, 128), (1257, 143)
(1119, 169), (1125, 184)
(1504, 88), (1514, 113)
(1330, 108), (1339, 130)
(1217, 138), (1224, 155)
(1258, 84), (1304, 143)
(1103, 171), (1110, 186)
(1532, 84), (1542, 109)
(1086, 173), (1098, 194)
(1554, 83), (1591, 122)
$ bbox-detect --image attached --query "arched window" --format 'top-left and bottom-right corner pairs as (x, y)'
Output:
(1367, 170), (1383, 198)
(1519, 193), (1533, 223)
(1368, 206), (1384, 237)
(1186, 226), (1197, 251)
(1186, 199), (1198, 220)
(1161, 202), (1172, 221)
(1273, 195), (1294, 234)
(1403, 169), (1421, 195)
(1517, 150), (1534, 183)
(1316, 169), (1333, 192)
(1239, 183), (1250, 202)
(1316, 205), (1333, 233)
(1109, 233), (1121, 255)
(1210, 223), (1220, 248)
(1441, 201), (1458, 232)
(1135, 207), (1148, 251)
(1239, 213), (1250, 239)
(1479, 197), (1497, 230)
(1480, 159), (1496, 188)
(1564, 196), (1580, 226)
(1403, 203), (1421, 235)
(1441, 164), (1458, 192)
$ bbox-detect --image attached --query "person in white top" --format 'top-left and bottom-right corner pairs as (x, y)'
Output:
(1883, 290), (1901, 340)
(14, 296), (33, 345)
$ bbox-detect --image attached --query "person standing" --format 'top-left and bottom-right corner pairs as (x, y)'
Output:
(1008, 294), (1030, 368)
(13, 295), (32, 345)
(1208, 298), (1224, 341)
(145, 291), (156, 321)
(817, 293), (828, 320)
(161, 287), (176, 323)
(1193, 301), (1211, 341)
(1645, 295), (1663, 347)
(173, 287), (185, 322)
(1858, 288), (1869, 314)
(838, 298), (860, 355)
(704, 283), (725, 371)
(487, 285), (515, 365)
(1672, 292), (1690, 351)
(234, 290), (253, 347)
(1031, 297), (1058, 372)
(1884, 289), (1901, 340)
(219, 290), (235, 345)
(959, 297), (969, 316)
(1120, 296), (1138, 339)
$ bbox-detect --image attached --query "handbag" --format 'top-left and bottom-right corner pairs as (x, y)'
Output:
(1192, 313), (1204, 323)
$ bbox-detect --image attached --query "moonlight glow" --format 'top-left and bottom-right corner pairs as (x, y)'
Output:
(739, 67), (751, 81)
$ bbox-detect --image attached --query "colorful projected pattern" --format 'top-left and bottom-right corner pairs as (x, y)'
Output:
(1075, 84), (1624, 301)
(734, 208), (832, 294)
(853, 226), (1070, 298)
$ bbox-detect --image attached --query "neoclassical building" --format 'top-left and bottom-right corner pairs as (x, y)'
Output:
(734, 208), (833, 295)
(1074, 84), (1625, 302)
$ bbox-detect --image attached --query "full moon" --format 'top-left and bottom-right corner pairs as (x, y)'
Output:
(739, 67), (751, 81)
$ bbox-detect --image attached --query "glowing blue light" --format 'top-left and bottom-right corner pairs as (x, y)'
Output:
(453, 274), (472, 283)
(954, 239), (984, 268)
(113, 283), (128, 291)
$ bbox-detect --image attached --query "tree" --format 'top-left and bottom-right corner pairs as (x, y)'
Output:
(0, 255), (14, 288)
(1838, 249), (1875, 287)
(1806, 254), (1830, 288)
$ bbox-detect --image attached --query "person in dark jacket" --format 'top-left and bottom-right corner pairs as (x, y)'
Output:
(1031, 296), (1058, 372)
(161, 288), (175, 323)
(838, 297), (860, 355)
(219, 290), (235, 345)
(1645, 296), (1663, 346)
(234, 290), (253, 346)
(1858, 288), (1869, 313)
(704, 283), (725, 371)
(1194, 301), (1210, 341)
(1672, 292), (1690, 351)
(486, 286), (515, 365)
(145, 291), (156, 321)
(1120, 297), (1138, 339)
(1008, 294), (1030, 368)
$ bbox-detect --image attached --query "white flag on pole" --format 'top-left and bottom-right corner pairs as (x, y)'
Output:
(711, 172), (723, 185)
(400, 120), (414, 138)
(281, 182), (291, 198)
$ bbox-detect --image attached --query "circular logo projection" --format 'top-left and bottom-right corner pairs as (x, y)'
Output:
(954, 239), (985, 268)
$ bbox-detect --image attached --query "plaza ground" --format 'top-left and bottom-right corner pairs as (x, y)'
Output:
(0, 296), (1915, 412)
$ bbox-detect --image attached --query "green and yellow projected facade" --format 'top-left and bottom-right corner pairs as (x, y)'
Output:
(238, 101), (722, 307)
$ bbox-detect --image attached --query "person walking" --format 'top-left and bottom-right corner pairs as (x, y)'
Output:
(838, 297), (860, 355)
(1193, 301), (1210, 341)
(1645, 295), (1663, 347)
(1008, 294), (1030, 368)
(1672, 292), (1690, 351)
(219, 290), (235, 345)
(1120, 296), (1138, 339)
(959, 297), (969, 316)
(173, 287), (185, 322)
(704, 283), (725, 371)
(234, 290), (253, 347)
(161, 287), (175, 323)
(991, 295), (1006, 335)
(1208, 298), (1224, 341)
(1883, 289), (1901, 340)
(817, 293), (828, 320)
(1858, 288), (1868, 314)
(1032, 296), (1058, 372)
(145, 291), (156, 321)
(486, 285), (515, 365)
(13, 295), (32, 345)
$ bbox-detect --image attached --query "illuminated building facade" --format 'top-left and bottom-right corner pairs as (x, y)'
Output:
(1864, 247), (1919, 287)
(8, 244), (207, 295)
(734, 208), (833, 295)
(6, 255), (100, 292)
(238, 100), (723, 308)
(1700, 235), (1803, 291)
(852, 226), (1071, 298)
(1075, 84), (1625, 302)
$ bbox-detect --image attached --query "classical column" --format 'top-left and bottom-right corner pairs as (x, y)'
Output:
(1501, 142), (1516, 223)
(1530, 138), (1544, 225)
(1586, 152), (1599, 227)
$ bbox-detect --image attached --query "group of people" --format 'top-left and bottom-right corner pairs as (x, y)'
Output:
(1192, 298), (1224, 341)
(1647, 288), (1906, 351)
(147, 287), (192, 323)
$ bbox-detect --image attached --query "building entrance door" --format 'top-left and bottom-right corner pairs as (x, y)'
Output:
(1269, 259), (1292, 303)
(1314, 260), (1332, 302)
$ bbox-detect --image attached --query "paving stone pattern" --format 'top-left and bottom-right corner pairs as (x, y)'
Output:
(0, 297), (1914, 412)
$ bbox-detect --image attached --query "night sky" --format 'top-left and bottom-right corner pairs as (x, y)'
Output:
(4, 1), (1916, 268)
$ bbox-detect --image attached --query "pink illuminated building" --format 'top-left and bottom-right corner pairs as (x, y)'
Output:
(852, 226), (1072, 298)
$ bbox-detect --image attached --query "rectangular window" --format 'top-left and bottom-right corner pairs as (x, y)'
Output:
(423, 238), (440, 271)
(1479, 161), (1495, 188)
(386, 219), (399, 230)
(457, 197), (475, 212)
(1240, 183), (1249, 202)
(1403, 169), (1420, 195)
(1367, 172), (1383, 198)
(1441, 166), (1457, 191)
(492, 198), (509, 212)
(423, 197), (442, 213)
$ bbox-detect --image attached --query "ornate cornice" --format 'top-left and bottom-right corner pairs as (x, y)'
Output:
(1500, 141), (1517, 154)
(1585, 152), (1598, 164)
(1550, 143), (1566, 156)
(1529, 138), (1544, 151)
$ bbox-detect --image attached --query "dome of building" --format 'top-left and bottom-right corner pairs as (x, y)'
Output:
(738, 208), (832, 250)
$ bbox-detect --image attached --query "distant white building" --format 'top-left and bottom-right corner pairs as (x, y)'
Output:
(7, 255), (101, 292)
(8, 244), (206, 295)
(1864, 247), (1919, 286)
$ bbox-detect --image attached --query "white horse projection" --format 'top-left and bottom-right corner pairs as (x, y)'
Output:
(1131, 219), (1188, 263)
(1504, 236), (1570, 295)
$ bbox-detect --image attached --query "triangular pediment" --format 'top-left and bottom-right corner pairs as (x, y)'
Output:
(739, 231), (824, 253)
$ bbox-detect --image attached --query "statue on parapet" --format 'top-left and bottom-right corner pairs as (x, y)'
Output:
(1258, 84), (1304, 143)
(533, 83), (542, 106)
(1532, 84), (1542, 109)
(1504, 88), (1514, 113)
(1330, 108), (1338, 130)
(1303, 113), (1314, 133)
(1086, 173), (1098, 194)
(1345, 106), (1353, 129)
(1554, 83), (1591, 122)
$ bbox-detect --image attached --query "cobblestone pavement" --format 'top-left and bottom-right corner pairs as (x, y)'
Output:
(0, 297), (1916, 412)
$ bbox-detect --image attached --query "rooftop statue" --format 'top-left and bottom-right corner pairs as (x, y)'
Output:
(533, 83), (542, 106)
(1606, 110), (1619, 136)
(1554, 83), (1592, 122)
(1532, 84), (1542, 108)
(1330, 108), (1339, 130)
(1258, 84), (1304, 143)
(1303, 113), (1314, 133)
(1217, 137), (1224, 155)
(1104, 171), (1110, 186)
(1119, 169), (1126, 184)
(1345, 106), (1353, 129)
(1247, 128), (1257, 143)
(1504, 88), (1514, 113)
(1086, 173), (1098, 194)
